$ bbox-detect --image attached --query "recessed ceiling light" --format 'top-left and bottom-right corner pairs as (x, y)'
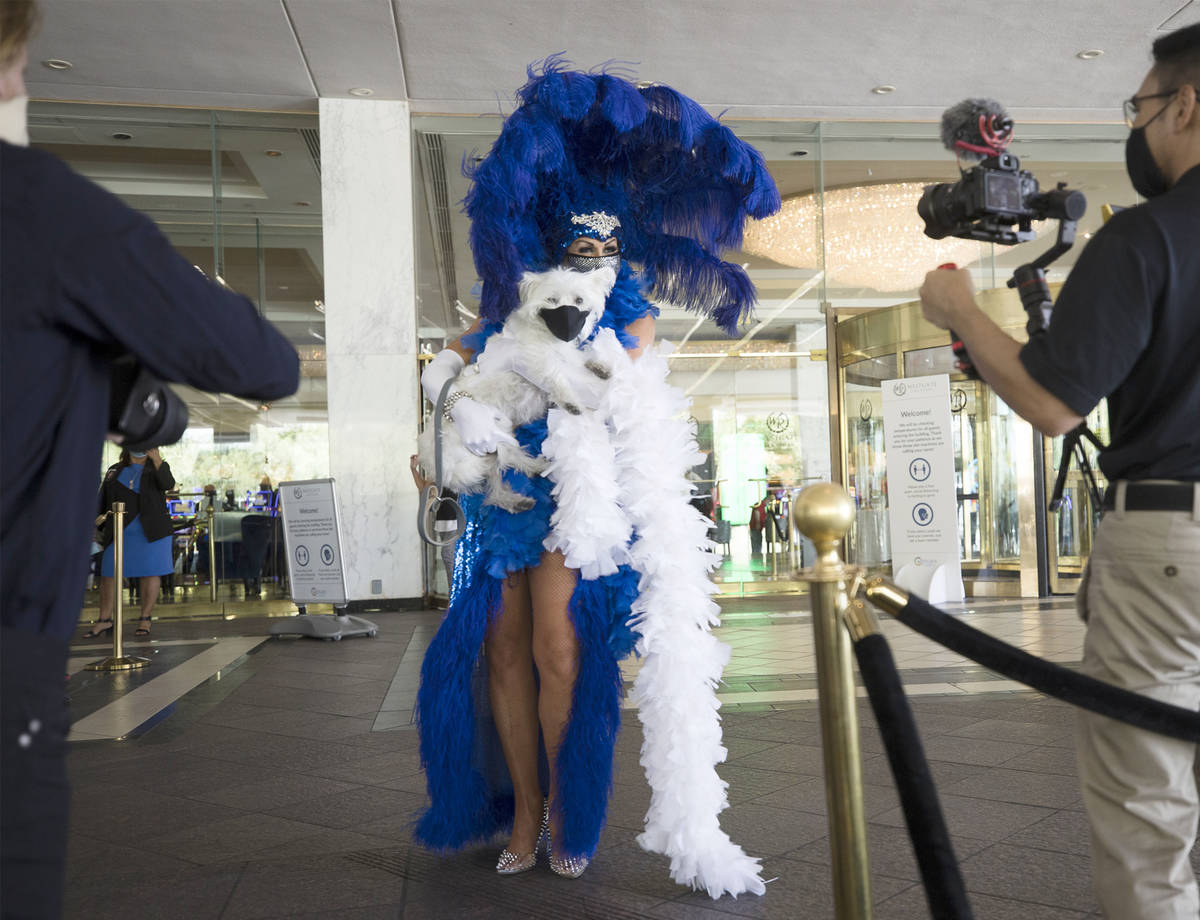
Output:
(871, 84), (896, 95)
(278, 285), (290, 291)
(111, 132), (133, 141)
(264, 149), (283, 157)
(1076, 49), (1104, 60)
(41, 59), (72, 71)
(348, 87), (374, 96)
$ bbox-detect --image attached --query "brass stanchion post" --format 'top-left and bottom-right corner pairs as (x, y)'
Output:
(206, 504), (217, 602)
(794, 483), (871, 919)
(86, 501), (149, 672)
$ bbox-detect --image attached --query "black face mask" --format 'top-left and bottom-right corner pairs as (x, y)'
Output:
(1125, 126), (1171, 199)
(539, 304), (589, 342)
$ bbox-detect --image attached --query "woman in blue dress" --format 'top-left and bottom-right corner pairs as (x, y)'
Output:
(413, 61), (780, 891)
(85, 446), (175, 638)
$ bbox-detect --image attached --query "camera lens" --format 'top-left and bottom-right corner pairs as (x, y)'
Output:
(918, 182), (963, 240)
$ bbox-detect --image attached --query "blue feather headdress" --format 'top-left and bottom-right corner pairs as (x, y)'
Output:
(464, 58), (781, 335)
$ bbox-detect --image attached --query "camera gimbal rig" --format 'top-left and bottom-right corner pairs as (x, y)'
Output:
(949, 211), (1105, 515)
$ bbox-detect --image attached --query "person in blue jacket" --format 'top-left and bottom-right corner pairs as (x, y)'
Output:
(0, 3), (300, 915)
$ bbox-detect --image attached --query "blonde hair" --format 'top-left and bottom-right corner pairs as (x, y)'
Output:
(0, 1), (38, 70)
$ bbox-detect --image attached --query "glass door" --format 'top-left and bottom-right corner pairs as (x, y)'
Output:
(842, 354), (898, 570)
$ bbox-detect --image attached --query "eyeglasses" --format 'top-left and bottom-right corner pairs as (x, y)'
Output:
(1123, 87), (1193, 128)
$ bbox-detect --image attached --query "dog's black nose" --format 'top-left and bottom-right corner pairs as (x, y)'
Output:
(539, 305), (589, 342)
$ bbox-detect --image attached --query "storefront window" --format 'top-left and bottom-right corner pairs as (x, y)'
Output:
(30, 102), (326, 605)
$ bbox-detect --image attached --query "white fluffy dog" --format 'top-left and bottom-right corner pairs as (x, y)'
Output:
(419, 266), (617, 512)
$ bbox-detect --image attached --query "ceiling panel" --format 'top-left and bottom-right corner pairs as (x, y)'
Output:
(23, 0), (1199, 119)
(27, 0), (316, 108)
(393, 0), (1187, 121)
(284, 0), (407, 99)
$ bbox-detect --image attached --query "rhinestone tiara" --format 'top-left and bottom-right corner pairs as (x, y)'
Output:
(569, 211), (621, 238)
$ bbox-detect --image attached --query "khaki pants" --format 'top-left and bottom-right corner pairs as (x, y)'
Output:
(1077, 483), (1200, 919)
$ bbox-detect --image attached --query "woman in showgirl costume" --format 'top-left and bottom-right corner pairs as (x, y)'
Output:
(414, 60), (780, 898)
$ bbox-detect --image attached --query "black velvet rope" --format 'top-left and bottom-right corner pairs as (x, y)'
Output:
(894, 593), (1200, 742)
(854, 634), (975, 920)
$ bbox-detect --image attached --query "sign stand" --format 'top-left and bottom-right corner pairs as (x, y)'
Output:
(268, 479), (377, 641)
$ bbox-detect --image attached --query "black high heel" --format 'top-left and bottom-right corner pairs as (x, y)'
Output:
(82, 618), (113, 639)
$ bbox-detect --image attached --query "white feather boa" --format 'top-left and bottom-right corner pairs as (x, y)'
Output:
(540, 329), (766, 899)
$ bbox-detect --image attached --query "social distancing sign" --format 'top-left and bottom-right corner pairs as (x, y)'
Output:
(881, 375), (965, 603)
(279, 479), (348, 605)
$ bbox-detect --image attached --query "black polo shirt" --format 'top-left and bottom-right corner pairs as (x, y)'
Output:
(1020, 164), (1200, 482)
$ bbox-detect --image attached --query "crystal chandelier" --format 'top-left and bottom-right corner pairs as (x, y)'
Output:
(742, 181), (1007, 292)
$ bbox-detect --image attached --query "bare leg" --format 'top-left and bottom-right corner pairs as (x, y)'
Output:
(139, 576), (160, 617)
(528, 549), (580, 851)
(98, 576), (114, 621)
(84, 576), (116, 636)
(485, 571), (543, 854)
(138, 576), (160, 633)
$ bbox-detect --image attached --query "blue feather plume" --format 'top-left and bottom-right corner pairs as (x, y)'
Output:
(463, 59), (780, 333)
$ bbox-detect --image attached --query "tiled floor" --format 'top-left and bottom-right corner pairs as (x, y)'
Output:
(60, 592), (1164, 918)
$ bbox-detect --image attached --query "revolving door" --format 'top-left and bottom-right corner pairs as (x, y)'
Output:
(832, 287), (1102, 597)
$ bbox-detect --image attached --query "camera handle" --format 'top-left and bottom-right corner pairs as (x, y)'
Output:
(937, 263), (981, 380)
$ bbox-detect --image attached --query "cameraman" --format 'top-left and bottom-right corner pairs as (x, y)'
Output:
(0, 2), (300, 916)
(920, 23), (1200, 920)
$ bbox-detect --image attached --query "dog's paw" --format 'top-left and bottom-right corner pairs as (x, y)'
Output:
(483, 489), (536, 513)
(585, 361), (611, 380)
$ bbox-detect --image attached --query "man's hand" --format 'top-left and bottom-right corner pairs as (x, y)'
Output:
(146, 447), (163, 467)
(919, 267), (976, 331)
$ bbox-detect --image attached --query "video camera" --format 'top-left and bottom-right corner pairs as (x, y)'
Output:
(108, 354), (189, 451)
(917, 98), (1087, 368)
(918, 152), (1086, 246)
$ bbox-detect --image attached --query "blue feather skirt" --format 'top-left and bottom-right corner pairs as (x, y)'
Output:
(415, 418), (640, 859)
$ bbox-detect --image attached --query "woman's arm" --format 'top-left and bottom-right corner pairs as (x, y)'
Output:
(445, 318), (482, 363)
(146, 448), (175, 491)
(420, 319), (482, 404)
(410, 454), (433, 491)
(624, 315), (656, 359)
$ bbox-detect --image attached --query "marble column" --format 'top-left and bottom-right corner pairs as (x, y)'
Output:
(320, 98), (421, 603)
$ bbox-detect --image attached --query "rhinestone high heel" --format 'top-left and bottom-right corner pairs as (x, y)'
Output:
(547, 800), (589, 879)
(495, 799), (549, 875)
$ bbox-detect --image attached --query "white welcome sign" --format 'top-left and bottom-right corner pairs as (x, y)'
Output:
(881, 374), (964, 604)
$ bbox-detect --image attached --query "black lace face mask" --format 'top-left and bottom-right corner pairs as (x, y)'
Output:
(564, 253), (621, 275)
